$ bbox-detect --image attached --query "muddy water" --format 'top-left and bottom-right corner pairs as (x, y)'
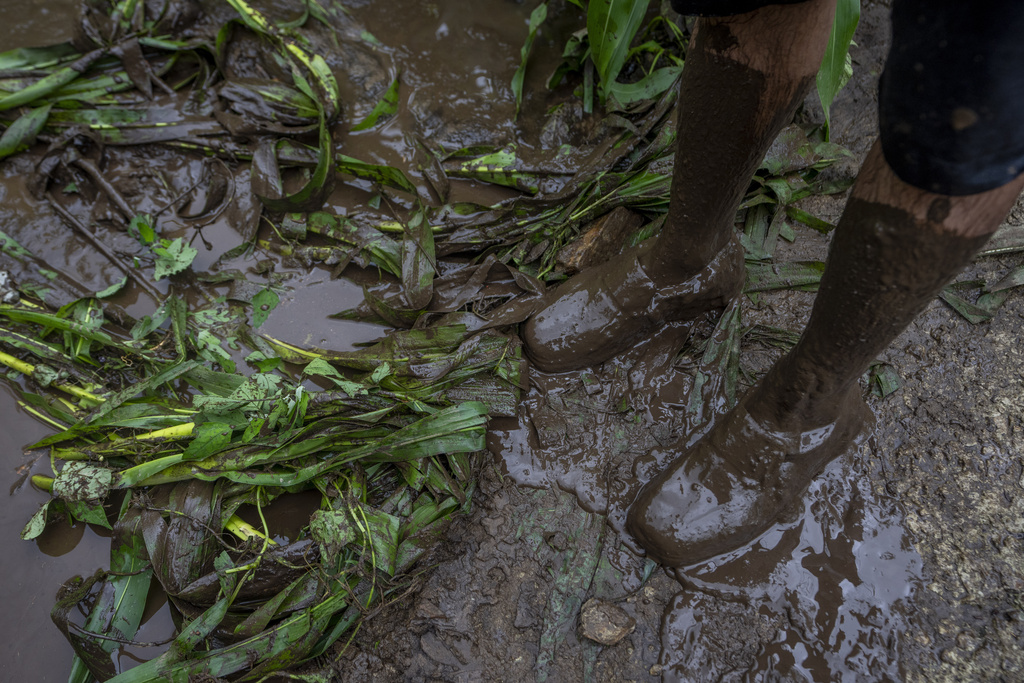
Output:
(1, 385), (105, 681)
(0, 9), (99, 682)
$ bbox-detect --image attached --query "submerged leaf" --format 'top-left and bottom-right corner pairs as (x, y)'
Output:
(350, 74), (401, 131)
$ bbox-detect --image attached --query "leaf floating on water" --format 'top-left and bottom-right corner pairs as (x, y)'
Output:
(152, 237), (198, 280)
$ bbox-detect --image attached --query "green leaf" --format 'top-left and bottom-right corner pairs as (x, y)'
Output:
(606, 65), (681, 108)
(784, 205), (835, 234)
(65, 500), (112, 529)
(303, 357), (367, 396)
(94, 276), (128, 298)
(0, 104), (52, 160)
(350, 74), (401, 131)
(447, 145), (542, 193)
(587, 0), (650, 102)
(21, 500), (53, 540)
(152, 237), (198, 280)
(87, 360), (201, 425)
(512, 2), (548, 118)
(0, 49), (103, 111)
(335, 153), (417, 194)
(816, 0), (860, 138)
(128, 213), (156, 245)
(183, 422), (234, 461)
(251, 288), (280, 328)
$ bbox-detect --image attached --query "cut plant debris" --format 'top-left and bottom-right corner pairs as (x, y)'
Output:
(3, 291), (521, 682)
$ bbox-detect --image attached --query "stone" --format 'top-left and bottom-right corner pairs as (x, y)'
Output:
(580, 598), (636, 646)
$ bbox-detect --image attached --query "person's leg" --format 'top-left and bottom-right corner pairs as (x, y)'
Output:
(627, 0), (1024, 566)
(523, 0), (836, 372)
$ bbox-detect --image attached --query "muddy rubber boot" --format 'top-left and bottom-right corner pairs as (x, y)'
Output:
(522, 2), (836, 373)
(522, 236), (743, 373)
(627, 142), (1018, 567)
(626, 388), (870, 566)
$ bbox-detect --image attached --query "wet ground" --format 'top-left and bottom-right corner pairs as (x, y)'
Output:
(3, 0), (1024, 681)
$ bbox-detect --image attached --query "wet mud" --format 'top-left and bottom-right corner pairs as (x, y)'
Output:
(3, 1), (1024, 681)
(489, 323), (917, 680)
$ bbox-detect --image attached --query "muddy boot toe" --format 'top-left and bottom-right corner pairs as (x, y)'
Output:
(626, 392), (870, 567)
(523, 238), (743, 373)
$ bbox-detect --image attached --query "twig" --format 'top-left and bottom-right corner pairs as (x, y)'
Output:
(46, 192), (165, 303)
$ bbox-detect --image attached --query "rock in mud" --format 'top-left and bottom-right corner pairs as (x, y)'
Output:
(579, 598), (636, 646)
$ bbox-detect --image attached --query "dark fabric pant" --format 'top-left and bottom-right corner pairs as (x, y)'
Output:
(669, 0), (1024, 195)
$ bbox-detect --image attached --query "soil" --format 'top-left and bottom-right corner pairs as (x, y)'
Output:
(3, 1), (1024, 682)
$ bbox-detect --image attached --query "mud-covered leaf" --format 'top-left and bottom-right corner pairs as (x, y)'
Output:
(989, 264), (1024, 293)
(940, 281), (1004, 324)
(252, 122), (335, 212)
(869, 362), (901, 398)
(309, 509), (358, 557)
(401, 209), (435, 309)
(745, 261), (825, 293)
(53, 462), (114, 502)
